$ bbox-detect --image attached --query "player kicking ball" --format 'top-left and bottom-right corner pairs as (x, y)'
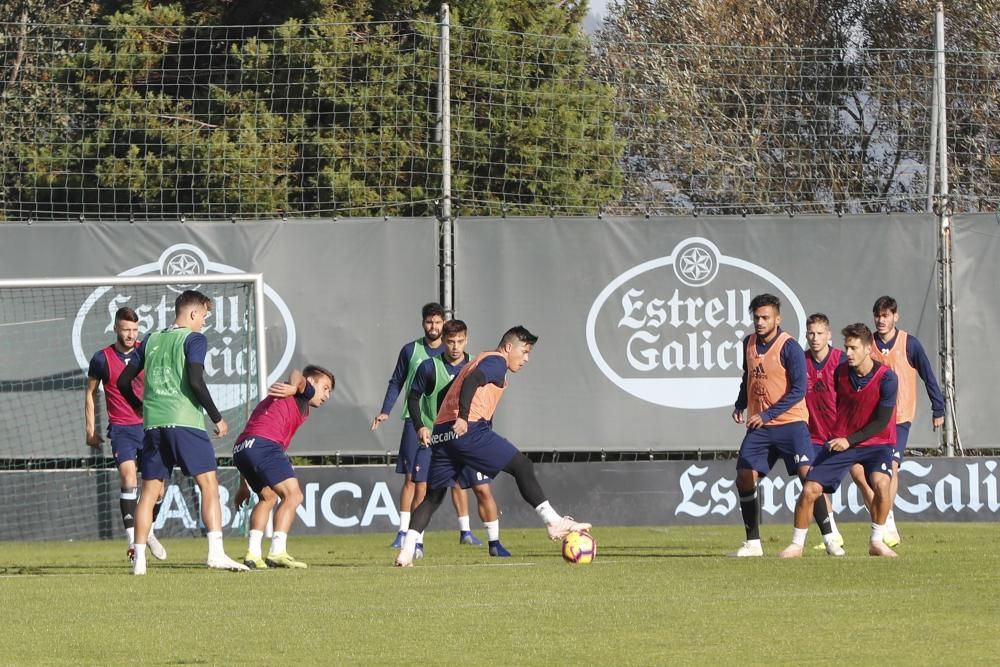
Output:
(779, 323), (900, 559)
(395, 326), (590, 567)
(233, 365), (335, 569)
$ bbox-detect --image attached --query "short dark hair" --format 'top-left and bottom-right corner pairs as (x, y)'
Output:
(841, 322), (873, 343)
(114, 306), (139, 324)
(303, 364), (335, 390)
(872, 295), (898, 315)
(749, 293), (781, 314)
(806, 313), (830, 327)
(422, 302), (445, 320)
(442, 319), (467, 339)
(175, 290), (212, 314)
(499, 325), (538, 347)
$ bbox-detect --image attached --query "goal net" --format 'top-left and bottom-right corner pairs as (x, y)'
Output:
(0, 274), (266, 541)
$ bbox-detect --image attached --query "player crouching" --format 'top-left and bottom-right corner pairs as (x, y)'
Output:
(233, 365), (335, 569)
(779, 324), (899, 559)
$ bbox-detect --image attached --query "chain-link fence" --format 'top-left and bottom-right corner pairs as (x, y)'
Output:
(1, 11), (996, 220)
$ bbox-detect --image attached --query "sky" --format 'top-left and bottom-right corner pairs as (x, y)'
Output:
(584, 0), (610, 32)
(589, 0), (610, 16)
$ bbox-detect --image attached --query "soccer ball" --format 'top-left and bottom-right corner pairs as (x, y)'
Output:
(561, 530), (597, 564)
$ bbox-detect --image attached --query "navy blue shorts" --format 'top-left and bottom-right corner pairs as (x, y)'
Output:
(109, 423), (144, 466)
(411, 444), (432, 483)
(456, 466), (492, 489)
(140, 426), (218, 480)
(736, 421), (813, 477)
(411, 444), (491, 487)
(233, 436), (295, 494)
(395, 419), (422, 476)
(806, 445), (895, 494)
(427, 422), (516, 491)
(893, 421), (911, 458)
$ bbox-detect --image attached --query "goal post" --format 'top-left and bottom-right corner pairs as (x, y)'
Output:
(0, 273), (267, 541)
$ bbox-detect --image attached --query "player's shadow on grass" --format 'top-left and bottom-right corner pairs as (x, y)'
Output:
(517, 547), (718, 559)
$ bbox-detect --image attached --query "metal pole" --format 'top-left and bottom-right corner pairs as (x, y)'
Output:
(253, 273), (268, 407)
(926, 16), (939, 213)
(935, 2), (956, 456)
(439, 3), (454, 317)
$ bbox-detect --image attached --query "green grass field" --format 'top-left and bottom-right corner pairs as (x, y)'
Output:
(3, 523), (999, 665)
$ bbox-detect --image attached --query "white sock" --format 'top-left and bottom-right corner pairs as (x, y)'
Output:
(401, 530), (420, 556)
(248, 529), (264, 557)
(870, 523), (885, 545)
(418, 531), (425, 545)
(207, 530), (225, 559)
(827, 513), (839, 536)
(885, 510), (897, 533)
(747, 538), (762, 550)
(269, 531), (288, 555)
(458, 515), (471, 532)
(125, 527), (135, 547)
(399, 511), (411, 533)
(133, 543), (147, 565)
(485, 520), (500, 541)
(535, 501), (561, 525)
(791, 527), (808, 547)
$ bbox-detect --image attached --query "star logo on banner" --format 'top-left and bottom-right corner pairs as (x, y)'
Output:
(679, 246), (713, 282)
(160, 248), (205, 292)
(166, 253), (201, 277)
(672, 241), (719, 287)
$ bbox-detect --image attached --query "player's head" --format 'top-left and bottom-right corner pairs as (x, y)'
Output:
(842, 322), (873, 369)
(498, 325), (538, 373)
(872, 295), (899, 337)
(441, 319), (468, 364)
(805, 313), (831, 354)
(421, 302), (446, 343)
(749, 293), (781, 339)
(174, 290), (212, 332)
(303, 364), (335, 408)
(113, 306), (140, 350)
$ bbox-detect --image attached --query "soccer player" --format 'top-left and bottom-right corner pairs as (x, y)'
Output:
(233, 365), (335, 569)
(849, 296), (944, 547)
(730, 294), (840, 557)
(394, 326), (591, 568)
(779, 323), (900, 558)
(371, 302), (483, 550)
(84, 306), (166, 563)
(117, 289), (248, 574)
(405, 319), (509, 557)
(803, 313), (844, 550)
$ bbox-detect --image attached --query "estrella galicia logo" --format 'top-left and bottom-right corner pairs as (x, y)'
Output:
(72, 243), (297, 412)
(586, 237), (806, 410)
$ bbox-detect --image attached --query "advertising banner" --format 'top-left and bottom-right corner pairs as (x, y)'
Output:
(3, 458), (998, 540)
(454, 216), (940, 451)
(0, 220), (438, 456)
(952, 214), (1000, 449)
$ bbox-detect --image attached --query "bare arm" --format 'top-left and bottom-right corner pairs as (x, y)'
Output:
(84, 377), (103, 448)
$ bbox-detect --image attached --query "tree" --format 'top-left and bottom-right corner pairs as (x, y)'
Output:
(3, 0), (622, 220)
(0, 0), (97, 220)
(590, 0), (961, 214)
(864, 0), (1000, 211)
